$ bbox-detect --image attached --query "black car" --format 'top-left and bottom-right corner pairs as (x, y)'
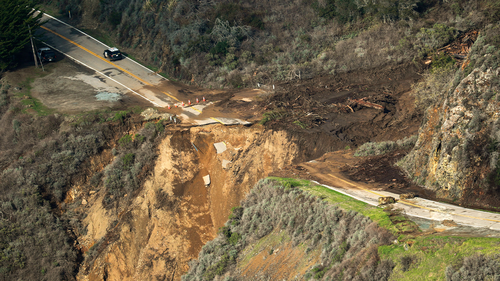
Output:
(103, 47), (123, 61)
(37, 47), (56, 63)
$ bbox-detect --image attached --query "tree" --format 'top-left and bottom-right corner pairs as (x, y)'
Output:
(0, 0), (43, 71)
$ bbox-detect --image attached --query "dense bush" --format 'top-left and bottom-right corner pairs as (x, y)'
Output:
(0, 80), (166, 279)
(354, 135), (417, 157)
(101, 121), (166, 207)
(0, 112), (110, 280)
(182, 179), (395, 280)
(445, 254), (500, 281)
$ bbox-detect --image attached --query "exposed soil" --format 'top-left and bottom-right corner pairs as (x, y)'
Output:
(9, 48), (500, 281)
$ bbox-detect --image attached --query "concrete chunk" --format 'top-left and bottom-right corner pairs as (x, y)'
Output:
(203, 175), (211, 186)
(214, 142), (227, 154)
(222, 159), (231, 169)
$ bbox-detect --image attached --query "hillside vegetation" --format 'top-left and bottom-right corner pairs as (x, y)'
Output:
(397, 23), (500, 208)
(182, 178), (500, 280)
(0, 75), (169, 280)
(42, 0), (499, 88)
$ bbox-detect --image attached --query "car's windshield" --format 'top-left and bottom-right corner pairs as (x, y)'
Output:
(42, 51), (55, 57)
(110, 51), (121, 55)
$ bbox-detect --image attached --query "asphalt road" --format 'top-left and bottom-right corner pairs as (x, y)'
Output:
(305, 166), (500, 232)
(35, 13), (250, 126)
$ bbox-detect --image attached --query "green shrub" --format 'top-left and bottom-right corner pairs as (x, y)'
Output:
(445, 254), (500, 280)
(122, 153), (135, 168)
(260, 110), (284, 125)
(354, 136), (417, 157)
(112, 111), (128, 123)
(118, 134), (132, 146)
(182, 179), (395, 280)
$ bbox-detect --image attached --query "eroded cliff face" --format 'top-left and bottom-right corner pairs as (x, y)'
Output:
(400, 66), (500, 206)
(73, 124), (303, 280)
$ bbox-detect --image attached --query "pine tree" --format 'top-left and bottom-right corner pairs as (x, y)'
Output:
(0, 0), (43, 70)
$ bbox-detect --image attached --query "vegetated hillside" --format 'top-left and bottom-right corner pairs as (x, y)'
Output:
(182, 178), (500, 281)
(182, 178), (396, 281)
(398, 23), (500, 209)
(1, 69), (326, 280)
(42, 0), (498, 88)
(0, 75), (169, 280)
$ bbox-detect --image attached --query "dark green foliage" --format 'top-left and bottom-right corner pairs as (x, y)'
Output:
(312, 0), (423, 23)
(0, 112), (112, 280)
(0, 100), (166, 280)
(118, 134), (132, 147)
(102, 121), (165, 206)
(490, 159), (500, 189)
(400, 255), (414, 272)
(431, 53), (455, 72)
(108, 10), (122, 28)
(445, 254), (500, 281)
(213, 3), (264, 30)
(182, 179), (395, 280)
(260, 110), (285, 125)
(210, 41), (229, 55)
(0, 0), (42, 70)
(112, 111), (128, 123)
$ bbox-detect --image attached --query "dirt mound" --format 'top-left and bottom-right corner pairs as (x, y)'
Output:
(256, 62), (423, 152)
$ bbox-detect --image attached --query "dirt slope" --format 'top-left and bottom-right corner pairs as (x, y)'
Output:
(74, 124), (324, 280)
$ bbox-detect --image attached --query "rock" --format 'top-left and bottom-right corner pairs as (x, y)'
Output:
(400, 193), (415, 200)
(203, 175), (211, 186)
(378, 196), (396, 205)
(214, 142), (227, 154)
(222, 159), (231, 169)
(82, 199), (87, 205)
(140, 108), (172, 121)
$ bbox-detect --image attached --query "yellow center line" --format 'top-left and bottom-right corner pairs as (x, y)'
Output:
(42, 25), (227, 125)
(40, 25), (180, 102)
(327, 173), (500, 223)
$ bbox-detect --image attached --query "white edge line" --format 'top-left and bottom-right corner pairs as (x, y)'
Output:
(310, 180), (498, 229)
(310, 180), (378, 207)
(40, 41), (161, 107)
(40, 12), (168, 81)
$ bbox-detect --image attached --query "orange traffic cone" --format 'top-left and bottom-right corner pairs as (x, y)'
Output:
(203, 96), (206, 102)
(196, 98), (199, 103)
(168, 105), (171, 109)
(188, 100), (191, 105)
(181, 101), (184, 107)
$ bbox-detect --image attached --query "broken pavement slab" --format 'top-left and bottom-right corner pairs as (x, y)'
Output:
(214, 142), (227, 154)
(203, 175), (211, 186)
(222, 159), (232, 169)
(195, 117), (252, 126)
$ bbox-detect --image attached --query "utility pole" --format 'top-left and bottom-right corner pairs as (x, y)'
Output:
(28, 24), (38, 68)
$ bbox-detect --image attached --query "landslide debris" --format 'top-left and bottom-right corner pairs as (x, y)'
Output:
(76, 123), (336, 280)
(258, 61), (423, 152)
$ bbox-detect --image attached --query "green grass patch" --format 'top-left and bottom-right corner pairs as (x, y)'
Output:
(380, 236), (500, 280)
(267, 177), (311, 189)
(267, 177), (402, 235)
(16, 78), (55, 116)
(300, 184), (400, 235)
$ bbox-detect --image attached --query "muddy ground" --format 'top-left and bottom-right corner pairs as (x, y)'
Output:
(5, 58), (430, 203)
